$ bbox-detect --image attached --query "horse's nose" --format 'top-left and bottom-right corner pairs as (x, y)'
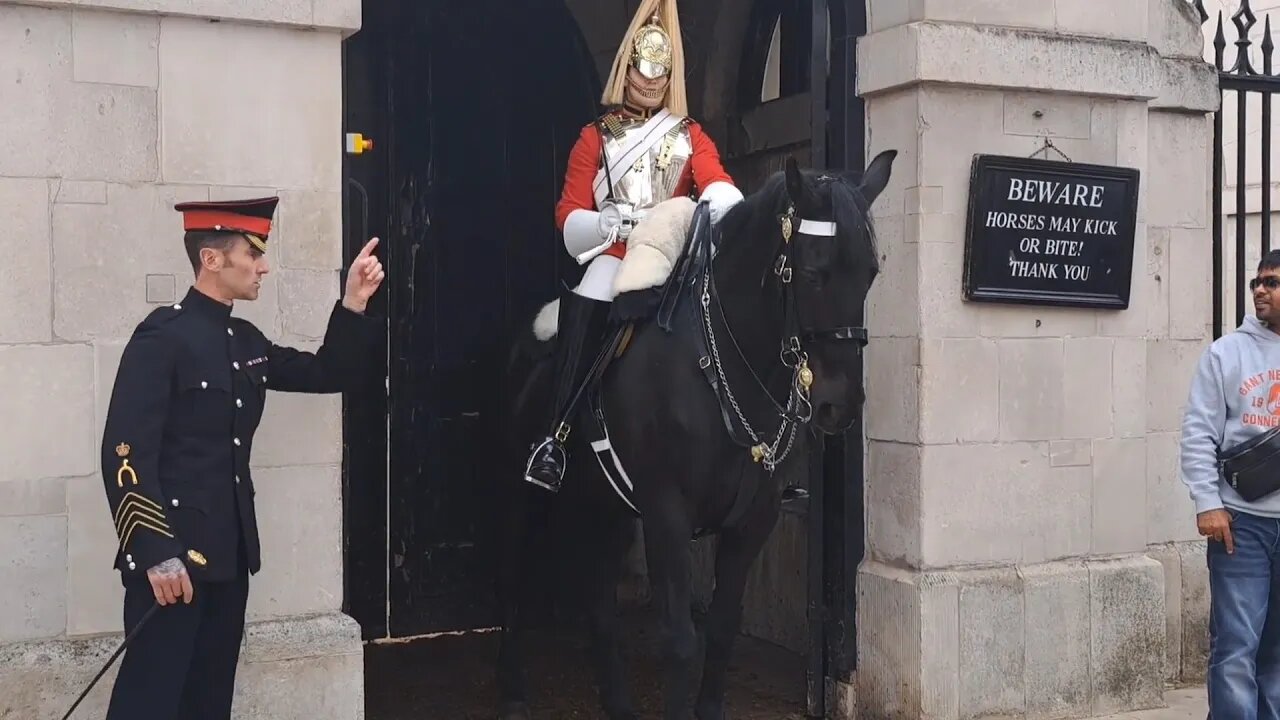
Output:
(814, 402), (845, 433)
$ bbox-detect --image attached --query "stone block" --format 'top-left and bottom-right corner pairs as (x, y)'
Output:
(1003, 93), (1094, 139)
(1116, 101), (1150, 205)
(66, 474), (125, 636)
(278, 270), (341, 341)
(1168, 227), (1213, 341)
(246, 465), (343, 619)
(859, 21), (1164, 101)
(0, 611), (362, 719)
(918, 338), (999, 444)
(921, 442), (1079, 566)
(1146, 543), (1183, 685)
(905, 209), (962, 244)
(1050, 439), (1091, 467)
(14, 0), (315, 27)
(864, 337), (920, 444)
(71, 8), (158, 87)
(52, 179), (107, 205)
(0, 515), (67, 643)
(921, 0), (1055, 29)
(1092, 438), (1148, 554)
(998, 338), (1064, 442)
(1024, 561), (1091, 719)
(1089, 556), (1165, 715)
(1025, 99), (1119, 167)
(1063, 338), (1114, 439)
(0, 5), (71, 178)
(55, 78), (158, 182)
(1146, 340), (1204, 433)
(865, 91), (920, 193)
(918, 239), (982, 338)
(1150, 0), (1212, 59)
(977, 304), (1099, 339)
(94, 340), (126, 444)
(1054, 0), (1147, 41)
(159, 17), (341, 190)
(52, 183), (209, 341)
(0, 344), (96, 483)
(145, 274), (176, 304)
(1143, 228), (1171, 336)
(312, 0), (363, 33)
(252, 389), (343, 468)
(278, 189), (345, 271)
(920, 87), (1007, 217)
(1113, 338), (1148, 439)
(856, 564), (916, 716)
(0, 477), (67, 517)
(1097, 225), (1154, 339)
(1149, 112), (1211, 229)
(866, 221), (920, 339)
(0, 178), (53, 344)
(1178, 540), (1209, 683)
(1147, 431), (1199, 545)
(866, 441), (922, 567)
(958, 569), (1025, 717)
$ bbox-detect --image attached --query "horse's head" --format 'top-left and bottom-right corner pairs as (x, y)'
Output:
(779, 149), (896, 434)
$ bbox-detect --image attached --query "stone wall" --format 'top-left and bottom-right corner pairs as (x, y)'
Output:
(0, 1), (365, 716)
(855, 0), (1217, 717)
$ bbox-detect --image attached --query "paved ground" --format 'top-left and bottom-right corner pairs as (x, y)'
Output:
(1102, 687), (1206, 719)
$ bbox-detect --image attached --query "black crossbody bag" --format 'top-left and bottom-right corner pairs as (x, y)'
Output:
(1218, 426), (1280, 502)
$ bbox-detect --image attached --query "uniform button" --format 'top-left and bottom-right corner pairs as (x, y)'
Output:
(235, 476), (241, 484)
(262, 375), (268, 382)
(171, 498), (180, 507)
(173, 303), (182, 310)
(233, 361), (240, 370)
(227, 328), (234, 336)
(236, 399), (243, 408)
(234, 438), (241, 446)
(126, 554), (133, 563)
(201, 381), (208, 389)
(128, 562), (137, 571)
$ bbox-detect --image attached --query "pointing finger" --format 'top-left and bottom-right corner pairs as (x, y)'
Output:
(357, 237), (380, 259)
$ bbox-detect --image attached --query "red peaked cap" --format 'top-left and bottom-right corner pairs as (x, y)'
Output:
(174, 196), (279, 252)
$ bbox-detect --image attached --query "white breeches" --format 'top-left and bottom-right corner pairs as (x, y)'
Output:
(573, 255), (621, 302)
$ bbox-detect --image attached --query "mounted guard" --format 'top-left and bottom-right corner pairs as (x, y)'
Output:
(523, 0), (745, 493)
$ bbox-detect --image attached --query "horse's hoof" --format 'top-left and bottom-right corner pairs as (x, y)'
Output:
(498, 701), (531, 720)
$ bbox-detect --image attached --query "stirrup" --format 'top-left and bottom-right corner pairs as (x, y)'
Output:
(523, 437), (564, 493)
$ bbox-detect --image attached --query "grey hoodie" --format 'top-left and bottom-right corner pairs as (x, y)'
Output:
(1180, 314), (1280, 518)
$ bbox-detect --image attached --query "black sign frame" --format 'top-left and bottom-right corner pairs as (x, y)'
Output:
(962, 154), (1141, 310)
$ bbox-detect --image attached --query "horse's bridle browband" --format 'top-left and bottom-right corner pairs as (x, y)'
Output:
(697, 203), (869, 472)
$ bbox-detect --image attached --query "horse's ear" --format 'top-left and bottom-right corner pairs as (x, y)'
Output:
(859, 149), (898, 204)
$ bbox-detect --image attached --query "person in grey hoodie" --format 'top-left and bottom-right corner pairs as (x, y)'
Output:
(1180, 249), (1280, 719)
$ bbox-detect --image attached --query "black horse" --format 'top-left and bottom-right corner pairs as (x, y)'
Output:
(495, 150), (897, 720)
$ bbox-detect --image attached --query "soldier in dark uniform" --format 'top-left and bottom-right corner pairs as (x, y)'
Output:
(99, 196), (385, 719)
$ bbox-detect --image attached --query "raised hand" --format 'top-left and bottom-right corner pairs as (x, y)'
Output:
(343, 237), (386, 313)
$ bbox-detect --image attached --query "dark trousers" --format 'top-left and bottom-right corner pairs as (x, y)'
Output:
(105, 571), (250, 720)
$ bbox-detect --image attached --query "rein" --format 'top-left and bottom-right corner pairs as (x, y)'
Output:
(697, 204), (869, 472)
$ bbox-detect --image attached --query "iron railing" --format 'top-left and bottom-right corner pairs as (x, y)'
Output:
(1204, 0), (1280, 338)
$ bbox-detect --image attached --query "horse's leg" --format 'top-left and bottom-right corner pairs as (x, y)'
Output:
(586, 517), (639, 719)
(691, 504), (778, 720)
(643, 499), (698, 719)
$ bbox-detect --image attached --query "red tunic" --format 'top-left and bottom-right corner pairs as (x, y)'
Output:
(555, 116), (736, 259)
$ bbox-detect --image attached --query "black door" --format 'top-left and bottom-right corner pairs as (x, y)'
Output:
(343, 0), (600, 639)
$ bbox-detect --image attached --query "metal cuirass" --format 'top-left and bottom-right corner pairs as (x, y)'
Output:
(599, 114), (692, 213)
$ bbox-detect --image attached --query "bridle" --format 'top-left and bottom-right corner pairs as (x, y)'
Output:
(697, 198), (871, 472)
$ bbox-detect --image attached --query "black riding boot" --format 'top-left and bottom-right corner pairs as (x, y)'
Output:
(524, 292), (612, 493)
